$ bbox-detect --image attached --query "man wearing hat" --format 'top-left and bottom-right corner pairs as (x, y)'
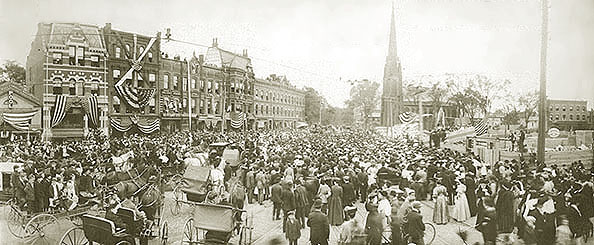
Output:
(406, 201), (425, 245)
(308, 199), (330, 245)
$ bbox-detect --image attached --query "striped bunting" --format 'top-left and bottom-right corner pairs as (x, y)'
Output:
(399, 112), (415, 124)
(88, 95), (98, 127)
(230, 112), (246, 129)
(137, 119), (160, 134)
(51, 95), (67, 128)
(2, 111), (38, 131)
(110, 118), (132, 132)
(474, 118), (489, 136)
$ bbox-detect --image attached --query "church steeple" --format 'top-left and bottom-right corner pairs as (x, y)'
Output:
(387, 2), (398, 61)
(381, 2), (403, 127)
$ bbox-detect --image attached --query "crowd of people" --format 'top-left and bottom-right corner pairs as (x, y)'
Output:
(2, 126), (594, 245)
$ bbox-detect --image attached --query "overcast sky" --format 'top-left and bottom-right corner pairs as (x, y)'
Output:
(1, 0), (593, 108)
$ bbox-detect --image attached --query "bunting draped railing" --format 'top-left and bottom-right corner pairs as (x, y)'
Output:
(51, 95), (67, 128)
(2, 111), (38, 131)
(110, 116), (160, 134)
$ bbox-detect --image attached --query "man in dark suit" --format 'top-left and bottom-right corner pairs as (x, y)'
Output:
(281, 182), (296, 232)
(10, 166), (26, 207)
(308, 200), (329, 245)
(365, 203), (383, 245)
(271, 181), (283, 220)
(528, 198), (556, 245)
(406, 201), (425, 245)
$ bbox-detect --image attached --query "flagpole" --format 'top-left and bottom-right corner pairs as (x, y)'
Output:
(537, 0), (548, 164)
(187, 59), (192, 133)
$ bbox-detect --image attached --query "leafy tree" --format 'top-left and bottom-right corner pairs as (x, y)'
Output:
(0, 60), (26, 85)
(345, 79), (379, 127)
(517, 90), (539, 127)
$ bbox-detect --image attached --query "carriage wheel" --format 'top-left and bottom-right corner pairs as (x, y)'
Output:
(160, 221), (169, 245)
(182, 218), (197, 244)
(170, 186), (184, 215)
(59, 226), (88, 245)
(424, 223), (436, 245)
(24, 213), (59, 244)
(169, 174), (183, 188)
(116, 241), (132, 245)
(6, 205), (27, 238)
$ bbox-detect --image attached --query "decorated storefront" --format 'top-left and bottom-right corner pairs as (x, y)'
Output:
(0, 82), (43, 142)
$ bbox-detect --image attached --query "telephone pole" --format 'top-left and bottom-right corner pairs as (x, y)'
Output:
(537, 0), (549, 164)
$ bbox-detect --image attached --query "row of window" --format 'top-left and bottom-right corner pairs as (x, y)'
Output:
(254, 88), (303, 105)
(550, 105), (587, 112)
(52, 46), (101, 67)
(254, 104), (300, 117)
(113, 44), (154, 62)
(51, 78), (100, 96)
(550, 114), (589, 121)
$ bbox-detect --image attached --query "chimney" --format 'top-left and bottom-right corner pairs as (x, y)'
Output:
(199, 54), (204, 63)
(242, 49), (248, 57)
(212, 38), (218, 47)
(105, 23), (112, 30)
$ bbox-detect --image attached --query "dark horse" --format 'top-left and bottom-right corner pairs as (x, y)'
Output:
(111, 163), (158, 200)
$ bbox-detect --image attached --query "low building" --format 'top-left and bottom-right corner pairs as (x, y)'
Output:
(548, 99), (591, 130)
(0, 82), (42, 141)
(253, 75), (305, 129)
(27, 23), (110, 140)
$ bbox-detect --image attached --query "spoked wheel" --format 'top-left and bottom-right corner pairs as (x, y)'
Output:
(59, 226), (88, 245)
(182, 218), (197, 244)
(69, 215), (83, 227)
(24, 213), (59, 244)
(116, 241), (132, 245)
(160, 221), (169, 245)
(169, 174), (183, 189)
(7, 205), (27, 238)
(170, 186), (185, 215)
(424, 222), (436, 245)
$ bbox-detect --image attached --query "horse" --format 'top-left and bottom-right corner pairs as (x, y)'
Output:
(112, 163), (158, 200)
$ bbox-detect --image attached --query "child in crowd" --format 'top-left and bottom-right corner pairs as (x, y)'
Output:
(285, 210), (301, 245)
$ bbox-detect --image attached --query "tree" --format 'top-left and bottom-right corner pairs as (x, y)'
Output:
(0, 60), (26, 85)
(517, 90), (539, 127)
(304, 87), (323, 125)
(345, 79), (379, 126)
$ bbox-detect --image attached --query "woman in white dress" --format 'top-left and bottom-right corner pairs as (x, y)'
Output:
(451, 179), (471, 222)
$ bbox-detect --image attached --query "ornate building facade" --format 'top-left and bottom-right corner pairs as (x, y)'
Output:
(380, 6), (404, 127)
(27, 23), (110, 140)
(254, 75), (305, 129)
(102, 23), (161, 135)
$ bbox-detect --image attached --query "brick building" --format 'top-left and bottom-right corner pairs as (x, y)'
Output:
(253, 74), (305, 129)
(548, 99), (592, 130)
(27, 23), (110, 140)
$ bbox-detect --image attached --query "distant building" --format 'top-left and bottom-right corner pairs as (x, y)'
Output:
(253, 75), (305, 129)
(0, 82), (42, 140)
(380, 5), (403, 126)
(27, 23), (110, 140)
(547, 99), (591, 130)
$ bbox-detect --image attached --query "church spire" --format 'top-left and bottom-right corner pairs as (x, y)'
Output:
(387, 2), (398, 61)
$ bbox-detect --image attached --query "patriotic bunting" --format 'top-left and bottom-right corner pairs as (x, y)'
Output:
(88, 95), (98, 127)
(2, 111), (38, 131)
(110, 116), (160, 134)
(230, 112), (246, 129)
(399, 112), (415, 124)
(113, 36), (157, 109)
(51, 95), (67, 128)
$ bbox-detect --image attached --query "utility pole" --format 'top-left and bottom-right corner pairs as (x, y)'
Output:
(187, 59), (192, 132)
(537, 0), (549, 164)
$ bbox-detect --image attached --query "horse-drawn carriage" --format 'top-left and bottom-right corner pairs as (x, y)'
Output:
(58, 206), (168, 245)
(182, 202), (252, 245)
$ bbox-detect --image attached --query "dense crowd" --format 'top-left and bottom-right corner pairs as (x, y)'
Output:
(2, 127), (594, 245)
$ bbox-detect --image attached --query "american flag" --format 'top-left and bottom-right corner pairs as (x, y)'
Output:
(474, 118), (489, 136)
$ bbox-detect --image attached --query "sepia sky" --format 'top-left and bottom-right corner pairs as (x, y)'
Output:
(0, 0), (593, 108)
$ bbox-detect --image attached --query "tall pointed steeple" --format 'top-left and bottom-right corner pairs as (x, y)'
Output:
(381, 2), (403, 127)
(387, 2), (398, 61)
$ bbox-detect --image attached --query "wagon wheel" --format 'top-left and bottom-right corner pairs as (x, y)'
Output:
(24, 213), (59, 244)
(160, 221), (169, 245)
(59, 226), (88, 245)
(6, 205), (27, 238)
(182, 218), (197, 244)
(170, 186), (185, 215)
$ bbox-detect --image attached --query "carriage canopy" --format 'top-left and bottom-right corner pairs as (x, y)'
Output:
(182, 165), (211, 194)
(192, 203), (235, 232)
